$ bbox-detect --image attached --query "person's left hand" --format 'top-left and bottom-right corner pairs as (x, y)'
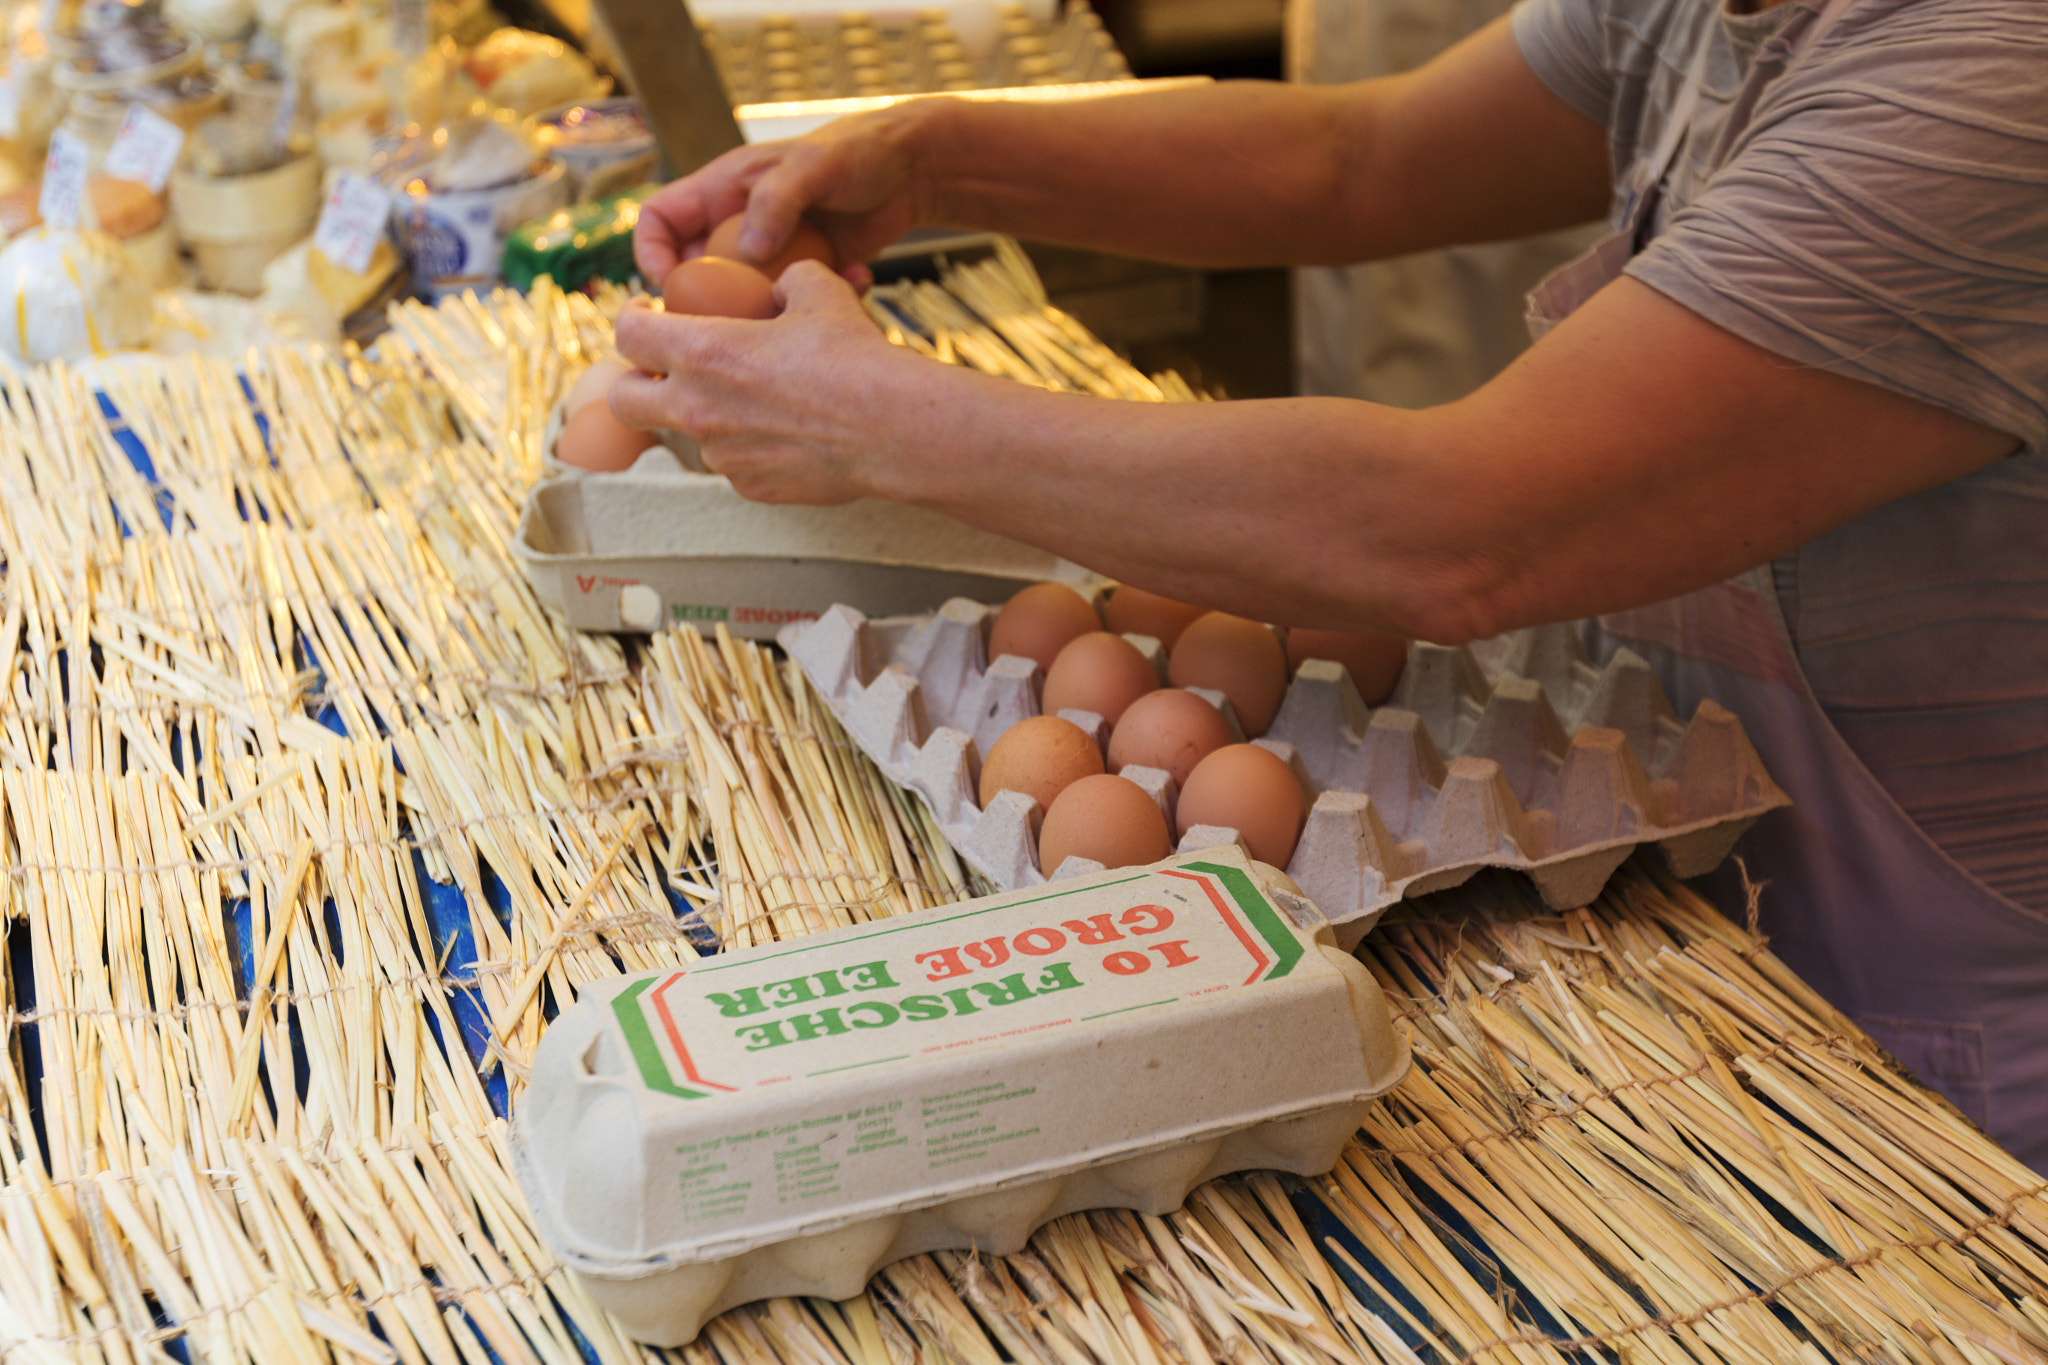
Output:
(607, 261), (920, 505)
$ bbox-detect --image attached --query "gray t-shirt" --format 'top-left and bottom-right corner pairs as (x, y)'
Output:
(1513, 0), (2048, 909)
(1514, 0), (2048, 455)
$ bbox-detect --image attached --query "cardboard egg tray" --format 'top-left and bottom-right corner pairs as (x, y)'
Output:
(780, 602), (1789, 946)
(516, 407), (1090, 636)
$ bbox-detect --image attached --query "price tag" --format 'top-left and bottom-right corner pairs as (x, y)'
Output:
(313, 172), (390, 274)
(102, 104), (186, 195)
(39, 128), (89, 230)
(103, 103), (186, 193)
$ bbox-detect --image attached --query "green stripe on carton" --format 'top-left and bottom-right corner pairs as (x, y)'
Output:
(1179, 861), (1304, 980)
(613, 976), (716, 1100)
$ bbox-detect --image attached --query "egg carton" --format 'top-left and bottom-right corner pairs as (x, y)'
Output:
(780, 603), (1789, 947)
(514, 849), (1407, 1345)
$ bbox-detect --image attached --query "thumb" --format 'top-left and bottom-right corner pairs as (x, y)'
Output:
(774, 259), (875, 323)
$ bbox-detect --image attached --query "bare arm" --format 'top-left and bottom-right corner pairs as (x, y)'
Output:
(612, 267), (2016, 644)
(635, 17), (1611, 280)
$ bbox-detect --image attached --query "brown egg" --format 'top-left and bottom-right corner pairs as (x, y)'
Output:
(1039, 773), (1172, 874)
(564, 356), (633, 415)
(1102, 585), (1206, 649)
(705, 211), (838, 279)
(555, 397), (656, 472)
(1107, 688), (1233, 788)
(988, 582), (1100, 673)
(1167, 613), (1289, 736)
(1287, 628), (1411, 705)
(1175, 744), (1306, 868)
(663, 256), (778, 319)
(1041, 631), (1158, 727)
(978, 715), (1104, 813)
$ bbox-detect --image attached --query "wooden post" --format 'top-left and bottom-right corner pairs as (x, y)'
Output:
(588, 0), (746, 179)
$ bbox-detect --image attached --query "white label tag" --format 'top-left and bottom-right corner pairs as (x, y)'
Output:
(103, 103), (186, 194)
(313, 172), (390, 275)
(102, 103), (186, 193)
(39, 128), (89, 230)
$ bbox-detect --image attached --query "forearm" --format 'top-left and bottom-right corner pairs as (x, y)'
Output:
(843, 279), (2015, 646)
(904, 83), (1362, 266)
(897, 18), (1610, 267)
(849, 358), (1507, 640)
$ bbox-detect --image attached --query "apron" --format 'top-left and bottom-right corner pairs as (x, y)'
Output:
(1524, 0), (2048, 1173)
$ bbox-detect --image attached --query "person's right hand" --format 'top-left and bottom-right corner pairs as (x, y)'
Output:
(633, 101), (942, 287)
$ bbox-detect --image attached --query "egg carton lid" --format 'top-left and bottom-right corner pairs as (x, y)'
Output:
(780, 602), (1790, 947)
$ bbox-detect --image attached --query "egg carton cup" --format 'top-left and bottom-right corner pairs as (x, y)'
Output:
(781, 604), (1790, 946)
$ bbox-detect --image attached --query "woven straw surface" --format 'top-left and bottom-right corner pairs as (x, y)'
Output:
(0, 278), (2043, 1365)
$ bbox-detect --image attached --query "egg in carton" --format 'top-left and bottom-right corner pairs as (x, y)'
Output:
(781, 603), (1789, 947)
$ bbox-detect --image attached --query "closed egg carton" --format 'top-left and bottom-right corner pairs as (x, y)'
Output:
(512, 849), (1408, 1345)
(781, 604), (1789, 946)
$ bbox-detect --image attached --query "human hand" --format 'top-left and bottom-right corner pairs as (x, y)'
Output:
(608, 262), (922, 505)
(632, 102), (937, 288)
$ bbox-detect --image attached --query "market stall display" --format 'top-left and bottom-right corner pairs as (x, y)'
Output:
(0, 269), (2040, 1364)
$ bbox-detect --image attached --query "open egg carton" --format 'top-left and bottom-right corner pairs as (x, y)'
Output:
(780, 602), (1789, 947)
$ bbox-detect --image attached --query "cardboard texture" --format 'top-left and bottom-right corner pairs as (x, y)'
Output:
(781, 603), (1791, 947)
(513, 848), (1408, 1345)
(514, 428), (1093, 636)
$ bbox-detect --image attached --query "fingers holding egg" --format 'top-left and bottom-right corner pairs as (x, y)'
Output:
(565, 355), (634, 415)
(555, 397), (659, 472)
(705, 211), (838, 281)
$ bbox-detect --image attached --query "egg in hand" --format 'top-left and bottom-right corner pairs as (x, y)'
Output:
(705, 211), (838, 280)
(662, 256), (778, 319)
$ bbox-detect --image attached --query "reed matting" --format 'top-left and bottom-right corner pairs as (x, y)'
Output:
(0, 270), (2042, 1364)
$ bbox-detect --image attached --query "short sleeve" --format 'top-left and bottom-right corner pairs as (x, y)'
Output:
(1627, 3), (2048, 456)
(1511, 0), (1615, 125)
